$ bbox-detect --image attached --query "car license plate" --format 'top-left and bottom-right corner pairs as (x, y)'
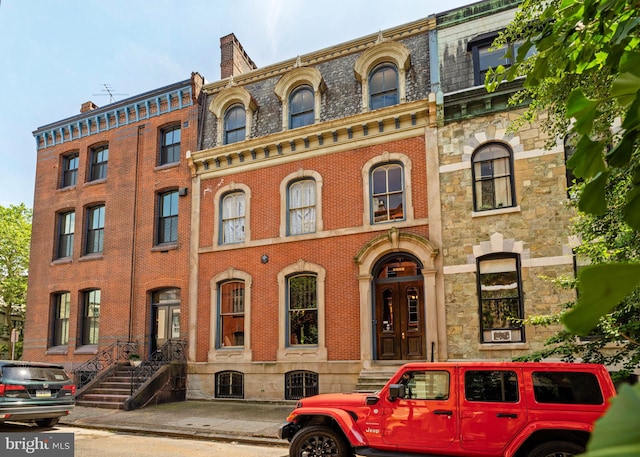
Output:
(36, 389), (51, 398)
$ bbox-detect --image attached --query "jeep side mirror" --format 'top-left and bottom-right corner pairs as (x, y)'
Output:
(388, 383), (406, 401)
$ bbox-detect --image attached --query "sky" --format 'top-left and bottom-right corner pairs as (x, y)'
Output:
(0, 0), (474, 208)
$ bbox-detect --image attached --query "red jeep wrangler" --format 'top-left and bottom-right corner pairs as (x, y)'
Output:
(279, 362), (615, 457)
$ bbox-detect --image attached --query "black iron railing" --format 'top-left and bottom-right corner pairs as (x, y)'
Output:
(73, 340), (138, 390)
(130, 338), (186, 394)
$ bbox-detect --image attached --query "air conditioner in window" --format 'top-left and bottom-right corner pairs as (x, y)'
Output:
(490, 329), (512, 342)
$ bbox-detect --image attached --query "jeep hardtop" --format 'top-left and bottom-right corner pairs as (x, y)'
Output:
(279, 361), (616, 457)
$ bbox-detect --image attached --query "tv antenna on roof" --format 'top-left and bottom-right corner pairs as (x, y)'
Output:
(92, 84), (128, 103)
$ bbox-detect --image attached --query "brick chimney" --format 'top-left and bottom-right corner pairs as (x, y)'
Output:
(220, 33), (257, 80)
(80, 101), (98, 113)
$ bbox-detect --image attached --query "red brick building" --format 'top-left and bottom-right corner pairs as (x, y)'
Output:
(25, 74), (204, 367)
(188, 24), (442, 399)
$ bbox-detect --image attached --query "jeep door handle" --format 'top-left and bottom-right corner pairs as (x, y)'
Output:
(433, 410), (453, 416)
(496, 413), (518, 418)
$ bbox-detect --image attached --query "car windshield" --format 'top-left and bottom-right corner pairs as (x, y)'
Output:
(1, 366), (70, 382)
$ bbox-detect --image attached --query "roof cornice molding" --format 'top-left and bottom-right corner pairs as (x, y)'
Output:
(203, 16), (436, 95)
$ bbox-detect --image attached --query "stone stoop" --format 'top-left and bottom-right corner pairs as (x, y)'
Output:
(354, 365), (402, 393)
(76, 364), (136, 409)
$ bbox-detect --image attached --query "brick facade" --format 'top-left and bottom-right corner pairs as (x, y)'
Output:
(25, 74), (204, 369)
(26, 0), (578, 402)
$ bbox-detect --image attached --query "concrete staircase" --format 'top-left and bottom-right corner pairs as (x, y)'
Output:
(76, 364), (135, 409)
(355, 365), (401, 393)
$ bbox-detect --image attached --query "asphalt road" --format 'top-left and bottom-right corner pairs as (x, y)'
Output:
(0, 423), (288, 457)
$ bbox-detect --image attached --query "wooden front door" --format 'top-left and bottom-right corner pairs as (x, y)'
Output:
(374, 254), (426, 360)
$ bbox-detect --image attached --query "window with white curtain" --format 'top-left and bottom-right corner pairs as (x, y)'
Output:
(288, 180), (316, 235)
(222, 192), (245, 244)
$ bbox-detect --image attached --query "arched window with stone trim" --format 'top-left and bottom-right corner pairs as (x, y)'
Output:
(223, 104), (246, 145)
(354, 40), (410, 112)
(471, 143), (515, 212)
(369, 63), (399, 110)
(209, 86), (257, 146)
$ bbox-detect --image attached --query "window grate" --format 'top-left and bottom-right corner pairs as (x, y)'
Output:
(285, 370), (319, 400)
(215, 371), (244, 399)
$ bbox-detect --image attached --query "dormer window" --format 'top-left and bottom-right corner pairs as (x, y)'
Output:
(289, 86), (314, 129)
(209, 86), (257, 146)
(224, 105), (246, 145)
(354, 40), (410, 112)
(274, 67), (325, 131)
(468, 32), (535, 86)
(369, 64), (399, 110)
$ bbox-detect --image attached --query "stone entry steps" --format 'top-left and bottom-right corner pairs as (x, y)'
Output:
(76, 366), (136, 409)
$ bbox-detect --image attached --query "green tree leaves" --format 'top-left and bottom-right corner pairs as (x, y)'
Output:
(0, 204), (31, 334)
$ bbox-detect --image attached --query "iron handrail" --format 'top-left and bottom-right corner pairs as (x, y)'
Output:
(73, 340), (138, 390)
(130, 338), (187, 394)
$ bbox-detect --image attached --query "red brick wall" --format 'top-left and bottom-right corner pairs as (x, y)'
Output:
(195, 136), (429, 362)
(24, 93), (200, 366)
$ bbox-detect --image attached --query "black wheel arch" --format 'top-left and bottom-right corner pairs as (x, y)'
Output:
(515, 429), (590, 457)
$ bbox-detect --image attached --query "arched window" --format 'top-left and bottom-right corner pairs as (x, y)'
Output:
(288, 179), (316, 235)
(285, 370), (319, 400)
(369, 64), (399, 110)
(371, 163), (405, 223)
(354, 41), (410, 112)
(224, 105), (246, 145)
(289, 86), (315, 129)
(471, 143), (515, 211)
(221, 192), (245, 244)
(215, 371), (244, 399)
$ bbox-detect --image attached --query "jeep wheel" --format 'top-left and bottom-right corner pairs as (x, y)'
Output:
(289, 425), (351, 457)
(528, 440), (585, 457)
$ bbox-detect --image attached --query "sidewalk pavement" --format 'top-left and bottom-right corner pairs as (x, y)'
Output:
(59, 400), (295, 447)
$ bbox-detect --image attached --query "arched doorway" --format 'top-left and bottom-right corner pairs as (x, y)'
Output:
(354, 228), (443, 365)
(373, 253), (425, 360)
(151, 288), (181, 353)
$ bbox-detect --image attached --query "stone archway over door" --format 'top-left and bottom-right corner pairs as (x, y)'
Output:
(355, 228), (440, 367)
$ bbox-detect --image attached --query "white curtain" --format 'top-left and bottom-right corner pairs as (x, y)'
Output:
(289, 181), (316, 234)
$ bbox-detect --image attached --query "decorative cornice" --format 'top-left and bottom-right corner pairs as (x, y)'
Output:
(191, 100), (429, 177)
(202, 16), (436, 96)
(443, 78), (528, 124)
(33, 82), (194, 150)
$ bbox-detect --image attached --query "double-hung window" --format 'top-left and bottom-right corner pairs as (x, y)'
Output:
(221, 192), (245, 244)
(158, 191), (178, 244)
(57, 211), (75, 259)
(89, 145), (108, 181)
(224, 105), (246, 145)
(472, 143), (515, 212)
(219, 281), (245, 347)
(160, 126), (181, 165)
(61, 153), (78, 188)
(371, 163), (405, 223)
(369, 64), (399, 110)
(52, 292), (71, 346)
(85, 205), (105, 254)
(82, 289), (100, 345)
(288, 180), (316, 235)
(289, 86), (314, 129)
